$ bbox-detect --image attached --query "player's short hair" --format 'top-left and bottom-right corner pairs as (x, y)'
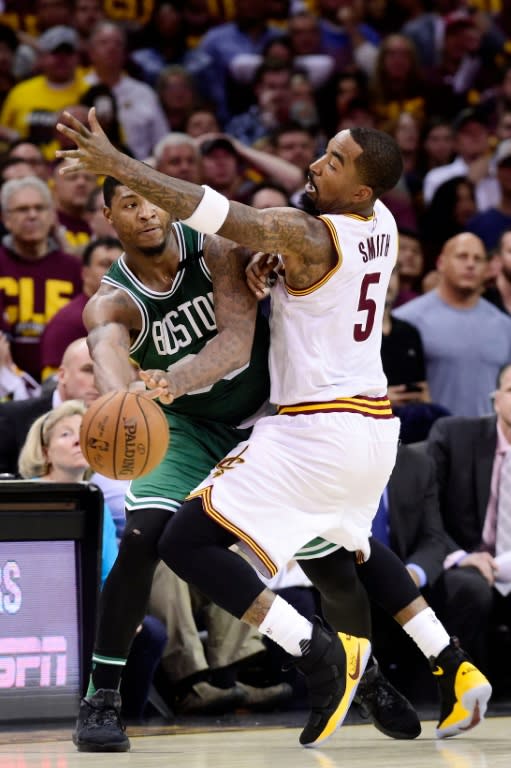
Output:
(350, 127), (403, 200)
(102, 176), (124, 207)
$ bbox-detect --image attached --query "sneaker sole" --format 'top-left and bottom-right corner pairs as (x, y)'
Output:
(435, 680), (492, 739)
(302, 634), (371, 748)
(73, 734), (130, 752)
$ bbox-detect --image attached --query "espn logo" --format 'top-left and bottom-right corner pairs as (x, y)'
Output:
(0, 636), (67, 687)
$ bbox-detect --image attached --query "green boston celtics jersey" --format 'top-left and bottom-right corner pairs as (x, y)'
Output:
(102, 222), (270, 425)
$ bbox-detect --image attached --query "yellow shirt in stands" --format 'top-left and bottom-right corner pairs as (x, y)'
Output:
(0, 72), (90, 159)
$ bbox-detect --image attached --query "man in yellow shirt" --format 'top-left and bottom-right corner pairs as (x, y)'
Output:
(0, 25), (89, 159)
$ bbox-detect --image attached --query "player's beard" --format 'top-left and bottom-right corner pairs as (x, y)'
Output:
(139, 239), (167, 256)
(300, 190), (320, 216)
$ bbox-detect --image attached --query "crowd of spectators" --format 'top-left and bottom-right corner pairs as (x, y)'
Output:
(1, 0), (511, 723)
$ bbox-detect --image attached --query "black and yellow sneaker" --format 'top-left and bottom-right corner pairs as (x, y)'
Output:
(72, 689), (130, 752)
(430, 638), (492, 739)
(291, 617), (371, 748)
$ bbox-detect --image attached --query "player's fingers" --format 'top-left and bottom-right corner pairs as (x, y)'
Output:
(87, 107), (106, 136)
(140, 387), (164, 400)
(140, 369), (169, 390)
(56, 121), (86, 145)
(56, 156), (85, 173)
(61, 110), (91, 137)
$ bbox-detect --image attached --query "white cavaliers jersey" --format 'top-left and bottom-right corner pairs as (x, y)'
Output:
(269, 199), (398, 405)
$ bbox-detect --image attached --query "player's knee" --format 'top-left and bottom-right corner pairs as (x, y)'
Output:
(118, 527), (155, 562)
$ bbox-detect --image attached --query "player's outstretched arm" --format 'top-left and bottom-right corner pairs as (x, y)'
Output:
(83, 285), (142, 394)
(142, 238), (258, 403)
(56, 109), (332, 280)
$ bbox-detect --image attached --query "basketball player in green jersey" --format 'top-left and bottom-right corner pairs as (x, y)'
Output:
(74, 176), (272, 751)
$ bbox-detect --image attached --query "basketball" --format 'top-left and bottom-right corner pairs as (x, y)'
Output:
(80, 390), (169, 480)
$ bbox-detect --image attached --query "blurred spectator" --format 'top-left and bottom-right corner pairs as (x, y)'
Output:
(156, 65), (202, 133)
(337, 96), (376, 131)
(225, 59), (295, 146)
(268, 122), (317, 177)
(419, 118), (455, 176)
(0, 330), (40, 401)
(184, 107), (221, 138)
(315, 0), (380, 76)
(420, 176), (477, 270)
(484, 228), (511, 316)
(427, 368), (511, 682)
(80, 84), (133, 155)
(493, 107), (511, 147)
(7, 140), (49, 180)
(0, 156), (34, 183)
(403, 3), (504, 72)
(0, 23), (17, 113)
(388, 111), (422, 208)
(227, 12), (334, 92)
(248, 181), (289, 208)
(199, 136), (258, 203)
(51, 156), (96, 256)
(466, 139), (511, 252)
(85, 21), (168, 159)
(72, 0), (104, 65)
(394, 232), (511, 417)
(204, 131), (305, 194)
(129, 3), (192, 87)
(0, 337), (97, 475)
(153, 133), (202, 183)
(40, 236), (122, 380)
(316, 69), (369, 136)
(86, 186), (118, 239)
(192, 0), (285, 125)
(422, 108), (494, 209)
(0, 176), (82, 381)
(369, 34), (425, 127)
(424, 11), (486, 119)
(0, 26), (89, 156)
(381, 268), (446, 444)
(395, 228), (424, 308)
(287, 11), (335, 88)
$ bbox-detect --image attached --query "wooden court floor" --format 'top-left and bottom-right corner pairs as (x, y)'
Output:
(0, 717), (509, 768)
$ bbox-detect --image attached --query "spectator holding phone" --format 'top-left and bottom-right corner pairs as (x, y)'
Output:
(383, 268), (449, 442)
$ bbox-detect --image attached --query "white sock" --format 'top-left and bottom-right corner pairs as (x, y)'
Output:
(401, 607), (451, 660)
(258, 595), (313, 656)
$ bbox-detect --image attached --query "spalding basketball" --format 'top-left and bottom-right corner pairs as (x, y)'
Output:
(80, 391), (169, 480)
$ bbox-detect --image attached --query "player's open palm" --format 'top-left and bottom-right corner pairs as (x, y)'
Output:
(55, 107), (119, 176)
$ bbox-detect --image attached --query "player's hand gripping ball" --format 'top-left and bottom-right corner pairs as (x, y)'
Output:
(80, 391), (169, 480)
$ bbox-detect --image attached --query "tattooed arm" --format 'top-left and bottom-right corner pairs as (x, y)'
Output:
(83, 284), (142, 394)
(142, 237), (259, 402)
(56, 109), (334, 290)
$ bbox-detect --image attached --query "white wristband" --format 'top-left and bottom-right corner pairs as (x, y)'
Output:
(181, 185), (230, 234)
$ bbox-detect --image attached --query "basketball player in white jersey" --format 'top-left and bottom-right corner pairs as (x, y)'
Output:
(56, 112), (491, 749)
